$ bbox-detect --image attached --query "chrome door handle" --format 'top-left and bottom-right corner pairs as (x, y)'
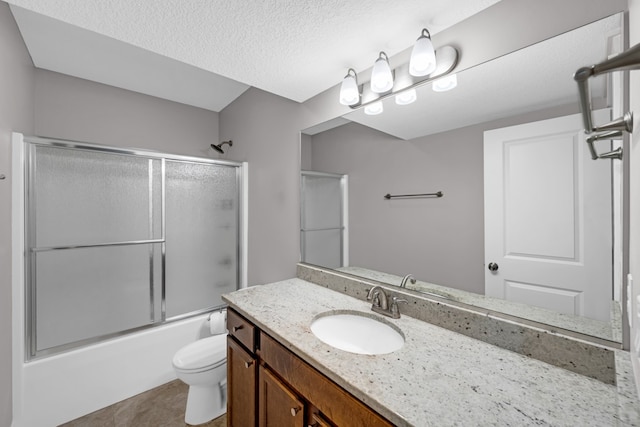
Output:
(488, 262), (499, 272)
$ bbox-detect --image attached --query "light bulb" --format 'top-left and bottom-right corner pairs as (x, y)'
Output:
(364, 101), (384, 115)
(409, 29), (436, 77)
(432, 74), (457, 92)
(339, 69), (360, 105)
(395, 88), (417, 105)
(370, 52), (393, 93)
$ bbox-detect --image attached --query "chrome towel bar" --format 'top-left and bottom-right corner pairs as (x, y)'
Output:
(574, 42), (640, 160)
(384, 191), (443, 199)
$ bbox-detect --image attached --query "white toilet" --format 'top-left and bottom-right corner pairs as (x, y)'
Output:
(172, 309), (228, 425)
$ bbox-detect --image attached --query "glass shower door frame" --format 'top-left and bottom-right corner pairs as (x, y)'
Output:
(300, 170), (349, 268)
(23, 136), (244, 360)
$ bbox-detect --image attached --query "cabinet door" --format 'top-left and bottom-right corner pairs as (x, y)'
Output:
(258, 366), (304, 427)
(260, 332), (393, 427)
(227, 336), (257, 427)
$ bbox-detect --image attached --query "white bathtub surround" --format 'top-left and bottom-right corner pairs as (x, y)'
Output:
(223, 279), (640, 426)
(13, 315), (208, 427)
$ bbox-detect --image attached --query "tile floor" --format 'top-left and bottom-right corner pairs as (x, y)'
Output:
(59, 380), (226, 427)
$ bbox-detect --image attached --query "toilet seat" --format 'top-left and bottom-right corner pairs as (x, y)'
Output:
(172, 334), (227, 373)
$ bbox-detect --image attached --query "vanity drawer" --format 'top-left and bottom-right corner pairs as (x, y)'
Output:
(260, 332), (393, 427)
(227, 308), (256, 352)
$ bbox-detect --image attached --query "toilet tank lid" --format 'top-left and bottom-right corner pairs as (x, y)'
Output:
(173, 334), (227, 370)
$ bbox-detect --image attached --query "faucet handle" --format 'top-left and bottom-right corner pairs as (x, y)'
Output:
(390, 296), (408, 318)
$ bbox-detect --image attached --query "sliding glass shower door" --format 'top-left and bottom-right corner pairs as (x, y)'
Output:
(300, 171), (348, 268)
(25, 138), (243, 359)
(164, 160), (239, 319)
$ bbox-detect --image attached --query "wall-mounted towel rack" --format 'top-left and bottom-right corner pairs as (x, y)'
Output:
(384, 191), (443, 200)
(574, 42), (640, 160)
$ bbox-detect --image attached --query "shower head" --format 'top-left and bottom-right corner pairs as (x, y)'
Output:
(211, 140), (233, 154)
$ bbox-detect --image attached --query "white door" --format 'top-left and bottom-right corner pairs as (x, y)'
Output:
(484, 111), (613, 322)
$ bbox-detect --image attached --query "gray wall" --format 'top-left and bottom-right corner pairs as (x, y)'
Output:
(309, 105), (578, 294)
(0, 2), (35, 425)
(34, 69), (219, 155)
(219, 88), (302, 285)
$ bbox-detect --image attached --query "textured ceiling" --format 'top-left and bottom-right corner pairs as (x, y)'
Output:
(6, 0), (500, 105)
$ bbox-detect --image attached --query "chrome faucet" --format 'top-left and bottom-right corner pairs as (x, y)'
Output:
(400, 274), (416, 288)
(367, 286), (407, 319)
(367, 286), (389, 310)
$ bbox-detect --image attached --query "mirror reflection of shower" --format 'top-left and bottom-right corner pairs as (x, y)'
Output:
(211, 140), (233, 154)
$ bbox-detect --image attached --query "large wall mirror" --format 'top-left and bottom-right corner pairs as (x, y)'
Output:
(300, 13), (627, 346)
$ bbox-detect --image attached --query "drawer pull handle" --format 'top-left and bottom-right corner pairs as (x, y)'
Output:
(232, 325), (244, 332)
(290, 406), (301, 416)
(244, 360), (253, 368)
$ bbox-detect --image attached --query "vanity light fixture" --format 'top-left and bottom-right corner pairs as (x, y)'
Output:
(370, 52), (394, 93)
(395, 88), (417, 105)
(339, 68), (360, 106)
(432, 74), (457, 92)
(364, 100), (384, 115)
(409, 28), (437, 77)
(337, 29), (459, 113)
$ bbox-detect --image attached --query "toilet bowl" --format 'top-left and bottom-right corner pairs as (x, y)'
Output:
(173, 310), (228, 425)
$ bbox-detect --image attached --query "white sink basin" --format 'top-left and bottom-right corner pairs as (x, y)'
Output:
(310, 311), (404, 355)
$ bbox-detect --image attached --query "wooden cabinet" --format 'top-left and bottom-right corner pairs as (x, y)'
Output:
(227, 308), (393, 427)
(258, 366), (304, 427)
(227, 336), (257, 427)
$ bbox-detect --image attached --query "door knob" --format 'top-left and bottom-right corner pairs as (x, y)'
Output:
(290, 406), (301, 416)
(488, 262), (499, 272)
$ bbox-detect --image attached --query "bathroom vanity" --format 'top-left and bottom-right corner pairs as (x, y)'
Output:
(226, 307), (392, 426)
(223, 279), (639, 426)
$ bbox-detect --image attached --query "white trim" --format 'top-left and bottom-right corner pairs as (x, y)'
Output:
(342, 174), (349, 267)
(241, 162), (249, 289)
(11, 132), (25, 426)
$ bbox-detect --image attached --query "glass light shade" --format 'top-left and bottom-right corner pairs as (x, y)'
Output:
(395, 88), (417, 105)
(432, 74), (457, 92)
(339, 70), (360, 106)
(409, 29), (436, 77)
(364, 101), (384, 115)
(370, 52), (393, 93)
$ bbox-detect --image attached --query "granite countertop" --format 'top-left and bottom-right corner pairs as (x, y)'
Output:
(223, 278), (628, 427)
(338, 266), (620, 342)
